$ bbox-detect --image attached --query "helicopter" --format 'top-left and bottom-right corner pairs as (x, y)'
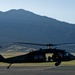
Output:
(0, 42), (75, 69)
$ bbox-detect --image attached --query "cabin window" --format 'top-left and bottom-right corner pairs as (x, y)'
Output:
(39, 55), (44, 59)
(34, 54), (45, 60)
(34, 55), (38, 60)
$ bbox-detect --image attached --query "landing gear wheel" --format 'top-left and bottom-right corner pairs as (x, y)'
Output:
(7, 66), (10, 69)
(55, 62), (61, 66)
(55, 62), (59, 66)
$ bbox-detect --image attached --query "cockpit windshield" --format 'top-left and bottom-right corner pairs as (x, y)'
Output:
(64, 51), (72, 57)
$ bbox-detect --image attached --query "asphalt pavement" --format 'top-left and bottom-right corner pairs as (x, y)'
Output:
(0, 66), (75, 75)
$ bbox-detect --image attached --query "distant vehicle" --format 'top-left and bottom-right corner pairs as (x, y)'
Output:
(0, 42), (75, 69)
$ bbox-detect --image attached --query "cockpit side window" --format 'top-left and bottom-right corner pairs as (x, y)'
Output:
(64, 52), (69, 57)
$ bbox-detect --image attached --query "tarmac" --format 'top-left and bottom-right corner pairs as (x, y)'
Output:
(0, 66), (75, 75)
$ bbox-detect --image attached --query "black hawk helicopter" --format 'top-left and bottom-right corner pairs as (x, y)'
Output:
(0, 42), (75, 69)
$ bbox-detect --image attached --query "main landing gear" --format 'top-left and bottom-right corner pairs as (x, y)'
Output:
(55, 61), (61, 66)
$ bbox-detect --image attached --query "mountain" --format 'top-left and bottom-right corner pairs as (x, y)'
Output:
(0, 9), (75, 52)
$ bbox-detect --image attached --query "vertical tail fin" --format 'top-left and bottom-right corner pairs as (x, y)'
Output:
(0, 54), (5, 62)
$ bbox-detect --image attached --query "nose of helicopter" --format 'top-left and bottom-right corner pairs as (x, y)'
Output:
(74, 56), (75, 60)
(70, 55), (75, 60)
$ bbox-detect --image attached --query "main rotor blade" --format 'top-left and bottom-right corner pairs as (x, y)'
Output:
(14, 42), (75, 47)
(14, 42), (54, 46)
(54, 43), (75, 46)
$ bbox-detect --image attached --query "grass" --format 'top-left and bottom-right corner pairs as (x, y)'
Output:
(0, 52), (75, 66)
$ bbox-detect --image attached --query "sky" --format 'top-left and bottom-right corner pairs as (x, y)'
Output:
(0, 0), (75, 24)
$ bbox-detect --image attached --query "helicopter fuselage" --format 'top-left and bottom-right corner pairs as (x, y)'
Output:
(0, 48), (75, 69)
(2, 48), (74, 63)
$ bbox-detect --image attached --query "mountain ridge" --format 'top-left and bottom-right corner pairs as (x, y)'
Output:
(0, 9), (75, 52)
(1, 9), (74, 25)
